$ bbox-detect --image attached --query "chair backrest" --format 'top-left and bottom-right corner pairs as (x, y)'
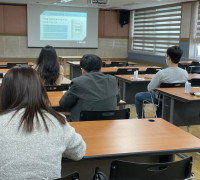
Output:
(110, 62), (121, 67)
(160, 82), (185, 88)
(0, 73), (3, 78)
(190, 78), (200, 86)
(7, 62), (28, 68)
(55, 172), (79, 180)
(178, 64), (190, 73)
(190, 66), (200, 74)
(190, 61), (200, 66)
(80, 108), (130, 121)
(109, 157), (193, 180)
(0, 65), (7, 69)
(145, 68), (158, 74)
(45, 84), (70, 91)
(116, 68), (138, 75)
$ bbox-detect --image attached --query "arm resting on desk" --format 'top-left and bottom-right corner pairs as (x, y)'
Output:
(63, 123), (86, 160)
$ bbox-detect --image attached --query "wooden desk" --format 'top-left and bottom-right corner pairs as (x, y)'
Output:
(66, 61), (139, 79)
(156, 87), (200, 126)
(0, 62), (34, 66)
(116, 73), (200, 104)
(0, 69), (9, 73)
(61, 118), (200, 178)
(48, 91), (126, 109)
(59, 56), (111, 75)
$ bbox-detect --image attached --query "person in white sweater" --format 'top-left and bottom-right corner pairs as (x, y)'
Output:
(0, 65), (86, 180)
(135, 46), (188, 118)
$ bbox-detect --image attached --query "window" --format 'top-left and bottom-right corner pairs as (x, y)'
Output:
(195, 2), (200, 58)
(131, 4), (182, 56)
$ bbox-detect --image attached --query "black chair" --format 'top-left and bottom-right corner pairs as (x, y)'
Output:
(189, 66), (200, 74)
(45, 84), (70, 91)
(7, 62), (28, 68)
(116, 68), (138, 75)
(80, 108), (130, 121)
(160, 82), (185, 88)
(190, 78), (200, 86)
(190, 61), (200, 66)
(0, 73), (3, 78)
(178, 64), (190, 73)
(109, 157), (193, 180)
(55, 172), (79, 180)
(0, 65), (7, 69)
(145, 68), (159, 74)
(110, 62), (121, 67)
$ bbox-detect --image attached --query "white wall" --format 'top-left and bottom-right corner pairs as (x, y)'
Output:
(0, 36), (128, 59)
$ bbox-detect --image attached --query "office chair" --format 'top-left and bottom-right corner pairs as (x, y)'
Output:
(55, 172), (79, 180)
(190, 61), (200, 66)
(45, 84), (70, 91)
(110, 62), (121, 67)
(0, 65), (7, 69)
(79, 108), (130, 121)
(142, 82), (185, 118)
(189, 78), (200, 86)
(178, 64), (190, 73)
(145, 67), (159, 74)
(7, 62), (28, 68)
(116, 68), (138, 75)
(189, 66), (200, 74)
(0, 73), (3, 78)
(109, 157), (193, 180)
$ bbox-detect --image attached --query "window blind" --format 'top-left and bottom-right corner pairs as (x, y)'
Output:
(196, 2), (200, 42)
(132, 4), (182, 56)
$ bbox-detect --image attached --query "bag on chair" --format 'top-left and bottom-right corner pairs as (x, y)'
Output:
(93, 167), (108, 180)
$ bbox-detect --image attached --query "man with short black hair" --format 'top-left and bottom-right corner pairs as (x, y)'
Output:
(59, 54), (120, 121)
(135, 46), (188, 118)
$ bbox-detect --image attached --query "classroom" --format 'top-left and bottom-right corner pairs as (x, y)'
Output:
(0, 0), (200, 179)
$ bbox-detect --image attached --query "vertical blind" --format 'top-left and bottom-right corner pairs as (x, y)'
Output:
(132, 4), (182, 56)
(196, 2), (200, 42)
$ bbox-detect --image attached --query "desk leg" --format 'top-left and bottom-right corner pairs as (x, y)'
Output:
(70, 64), (73, 80)
(161, 95), (165, 119)
(64, 59), (66, 76)
(169, 98), (174, 124)
(123, 81), (126, 101)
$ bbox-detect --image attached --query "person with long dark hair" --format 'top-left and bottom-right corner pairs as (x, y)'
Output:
(0, 65), (86, 179)
(34, 45), (66, 85)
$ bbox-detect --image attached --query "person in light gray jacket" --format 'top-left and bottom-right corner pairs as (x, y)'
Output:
(0, 65), (86, 180)
(135, 46), (188, 118)
(59, 54), (120, 122)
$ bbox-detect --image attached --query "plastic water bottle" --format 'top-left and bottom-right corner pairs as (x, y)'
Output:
(134, 70), (138, 80)
(185, 81), (191, 94)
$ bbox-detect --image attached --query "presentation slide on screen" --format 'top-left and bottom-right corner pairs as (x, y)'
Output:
(27, 4), (98, 48)
(40, 11), (87, 41)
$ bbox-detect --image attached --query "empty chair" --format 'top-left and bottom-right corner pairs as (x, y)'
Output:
(121, 62), (129, 67)
(190, 61), (200, 66)
(102, 62), (106, 67)
(79, 108), (130, 121)
(0, 73), (3, 78)
(190, 78), (200, 86)
(178, 64), (190, 73)
(116, 68), (138, 75)
(7, 62), (28, 68)
(109, 157), (193, 180)
(189, 66), (200, 74)
(145, 68), (159, 74)
(45, 84), (69, 91)
(55, 172), (79, 180)
(110, 62), (121, 67)
(0, 65), (7, 69)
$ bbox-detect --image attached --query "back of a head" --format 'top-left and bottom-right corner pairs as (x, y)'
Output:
(0, 65), (48, 112)
(80, 54), (102, 72)
(37, 45), (59, 85)
(166, 46), (183, 64)
(0, 65), (66, 133)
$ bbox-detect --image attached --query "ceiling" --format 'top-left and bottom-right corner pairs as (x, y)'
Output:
(0, 0), (197, 10)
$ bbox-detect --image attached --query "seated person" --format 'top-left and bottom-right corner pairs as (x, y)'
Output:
(33, 45), (70, 85)
(0, 65), (86, 179)
(135, 46), (188, 118)
(59, 54), (120, 122)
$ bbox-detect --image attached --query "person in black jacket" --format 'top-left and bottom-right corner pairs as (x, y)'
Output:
(59, 54), (120, 121)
